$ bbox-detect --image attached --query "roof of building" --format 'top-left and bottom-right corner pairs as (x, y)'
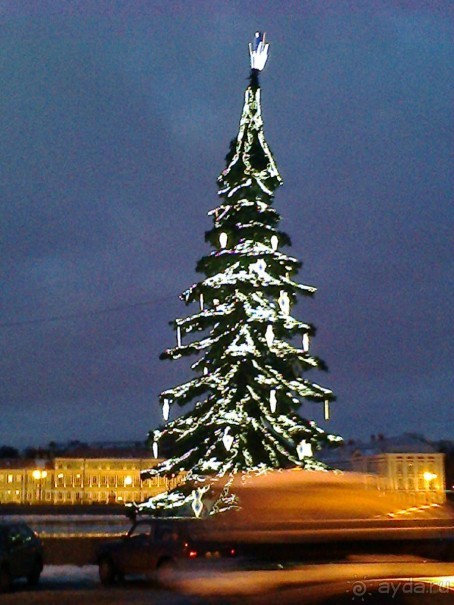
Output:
(321, 433), (439, 465)
(55, 447), (155, 460)
(0, 459), (52, 470)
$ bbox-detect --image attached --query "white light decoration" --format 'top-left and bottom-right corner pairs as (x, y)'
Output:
(162, 399), (170, 421)
(176, 326), (181, 347)
(219, 232), (228, 248)
(249, 31), (269, 71)
(213, 298), (220, 307)
(222, 427), (234, 451)
(152, 441), (158, 458)
(257, 259), (267, 274)
(302, 333), (310, 352)
(199, 293), (204, 311)
(297, 440), (313, 460)
(278, 291), (290, 315)
(324, 400), (330, 420)
(265, 325), (274, 347)
(203, 367), (209, 375)
(270, 389), (277, 413)
(250, 259), (267, 275)
(192, 488), (204, 518)
(271, 235), (278, 251)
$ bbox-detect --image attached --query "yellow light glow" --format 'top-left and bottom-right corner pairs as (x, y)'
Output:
(422, 576), (454, 589)
(124, 475), (133, 486)
(423, 472), (437, 482)
(32, 469), (47, 480)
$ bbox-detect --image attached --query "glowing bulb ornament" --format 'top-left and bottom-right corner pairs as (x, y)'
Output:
(192, 488), (204, 518)
(257, 259), (267, 274)
(199, 293), (204, 311)
(162, 399), (170, 421)
(270, 389), (277, 413)
(222, 427), (234, 451)
(297, 440), (313, 460)
(250, 259), (267, 275)
(219, 232), (228, 249)
(278, 291), (290, 315)
(324, 400), (331, 420)
(302, 333), (310, 352)
(265, 325), (274, 347)
(152, 441), (158, 458)
(271, 235), (278, 251)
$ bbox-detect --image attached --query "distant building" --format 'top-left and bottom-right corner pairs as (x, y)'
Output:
(321, 433), (446, 504)
(0, 447), (181, 505)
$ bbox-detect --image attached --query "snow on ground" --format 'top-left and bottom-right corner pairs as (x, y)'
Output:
(41, 565), (98, 584)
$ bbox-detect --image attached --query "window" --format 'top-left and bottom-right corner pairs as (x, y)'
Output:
(18, 524), (34, 543)
(156, 524), (180, 542)
(129, 522), (152, 539)
(8, 526), (24, 547)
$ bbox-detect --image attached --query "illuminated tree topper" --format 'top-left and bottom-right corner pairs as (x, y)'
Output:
(249, 31), (269, 71)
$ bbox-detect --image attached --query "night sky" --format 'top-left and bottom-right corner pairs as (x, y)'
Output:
(1, 1), (453, 449)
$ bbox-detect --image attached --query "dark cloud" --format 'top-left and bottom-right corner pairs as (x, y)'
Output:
(1, 1), (452, 447)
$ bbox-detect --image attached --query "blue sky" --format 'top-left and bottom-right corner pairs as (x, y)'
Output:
(1, 1), (453, 447)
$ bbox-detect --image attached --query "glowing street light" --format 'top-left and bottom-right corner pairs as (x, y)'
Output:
(423, 471), (437, 483)
(32, 469), (47, 502)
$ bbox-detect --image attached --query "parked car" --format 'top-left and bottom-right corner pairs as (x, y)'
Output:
(97, 517), (236, 586)
(0, 522), (43, 592)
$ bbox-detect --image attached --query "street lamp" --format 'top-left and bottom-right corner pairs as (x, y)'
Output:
(32, 470), (47, 503)
(423, 471), (438, 504)
(423, 471), (437, 485)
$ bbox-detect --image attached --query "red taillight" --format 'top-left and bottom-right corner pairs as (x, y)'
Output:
(230, 548), (236, 556)
(188, 550), (198, 559)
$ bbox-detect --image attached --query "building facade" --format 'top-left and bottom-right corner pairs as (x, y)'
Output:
(0, 454), (180, 505)
(351, 451), (445, 504)
(322, 433), (446, 504)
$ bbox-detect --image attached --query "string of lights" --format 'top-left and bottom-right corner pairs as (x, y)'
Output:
(0, 293), (180, 329)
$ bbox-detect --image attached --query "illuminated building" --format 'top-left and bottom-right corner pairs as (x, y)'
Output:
(0, 450), (182, 505)
(322, 433), (446, 504)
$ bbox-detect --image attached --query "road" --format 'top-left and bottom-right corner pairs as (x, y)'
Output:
(0, 566), (205, 604)
(1, 557), (453, 604)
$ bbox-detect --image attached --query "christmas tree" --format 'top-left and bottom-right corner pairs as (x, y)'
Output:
(138, 33), (342, 516)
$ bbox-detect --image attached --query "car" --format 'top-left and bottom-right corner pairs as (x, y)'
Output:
(97, 517), (236, 586)
(0, 522), (44, 592)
